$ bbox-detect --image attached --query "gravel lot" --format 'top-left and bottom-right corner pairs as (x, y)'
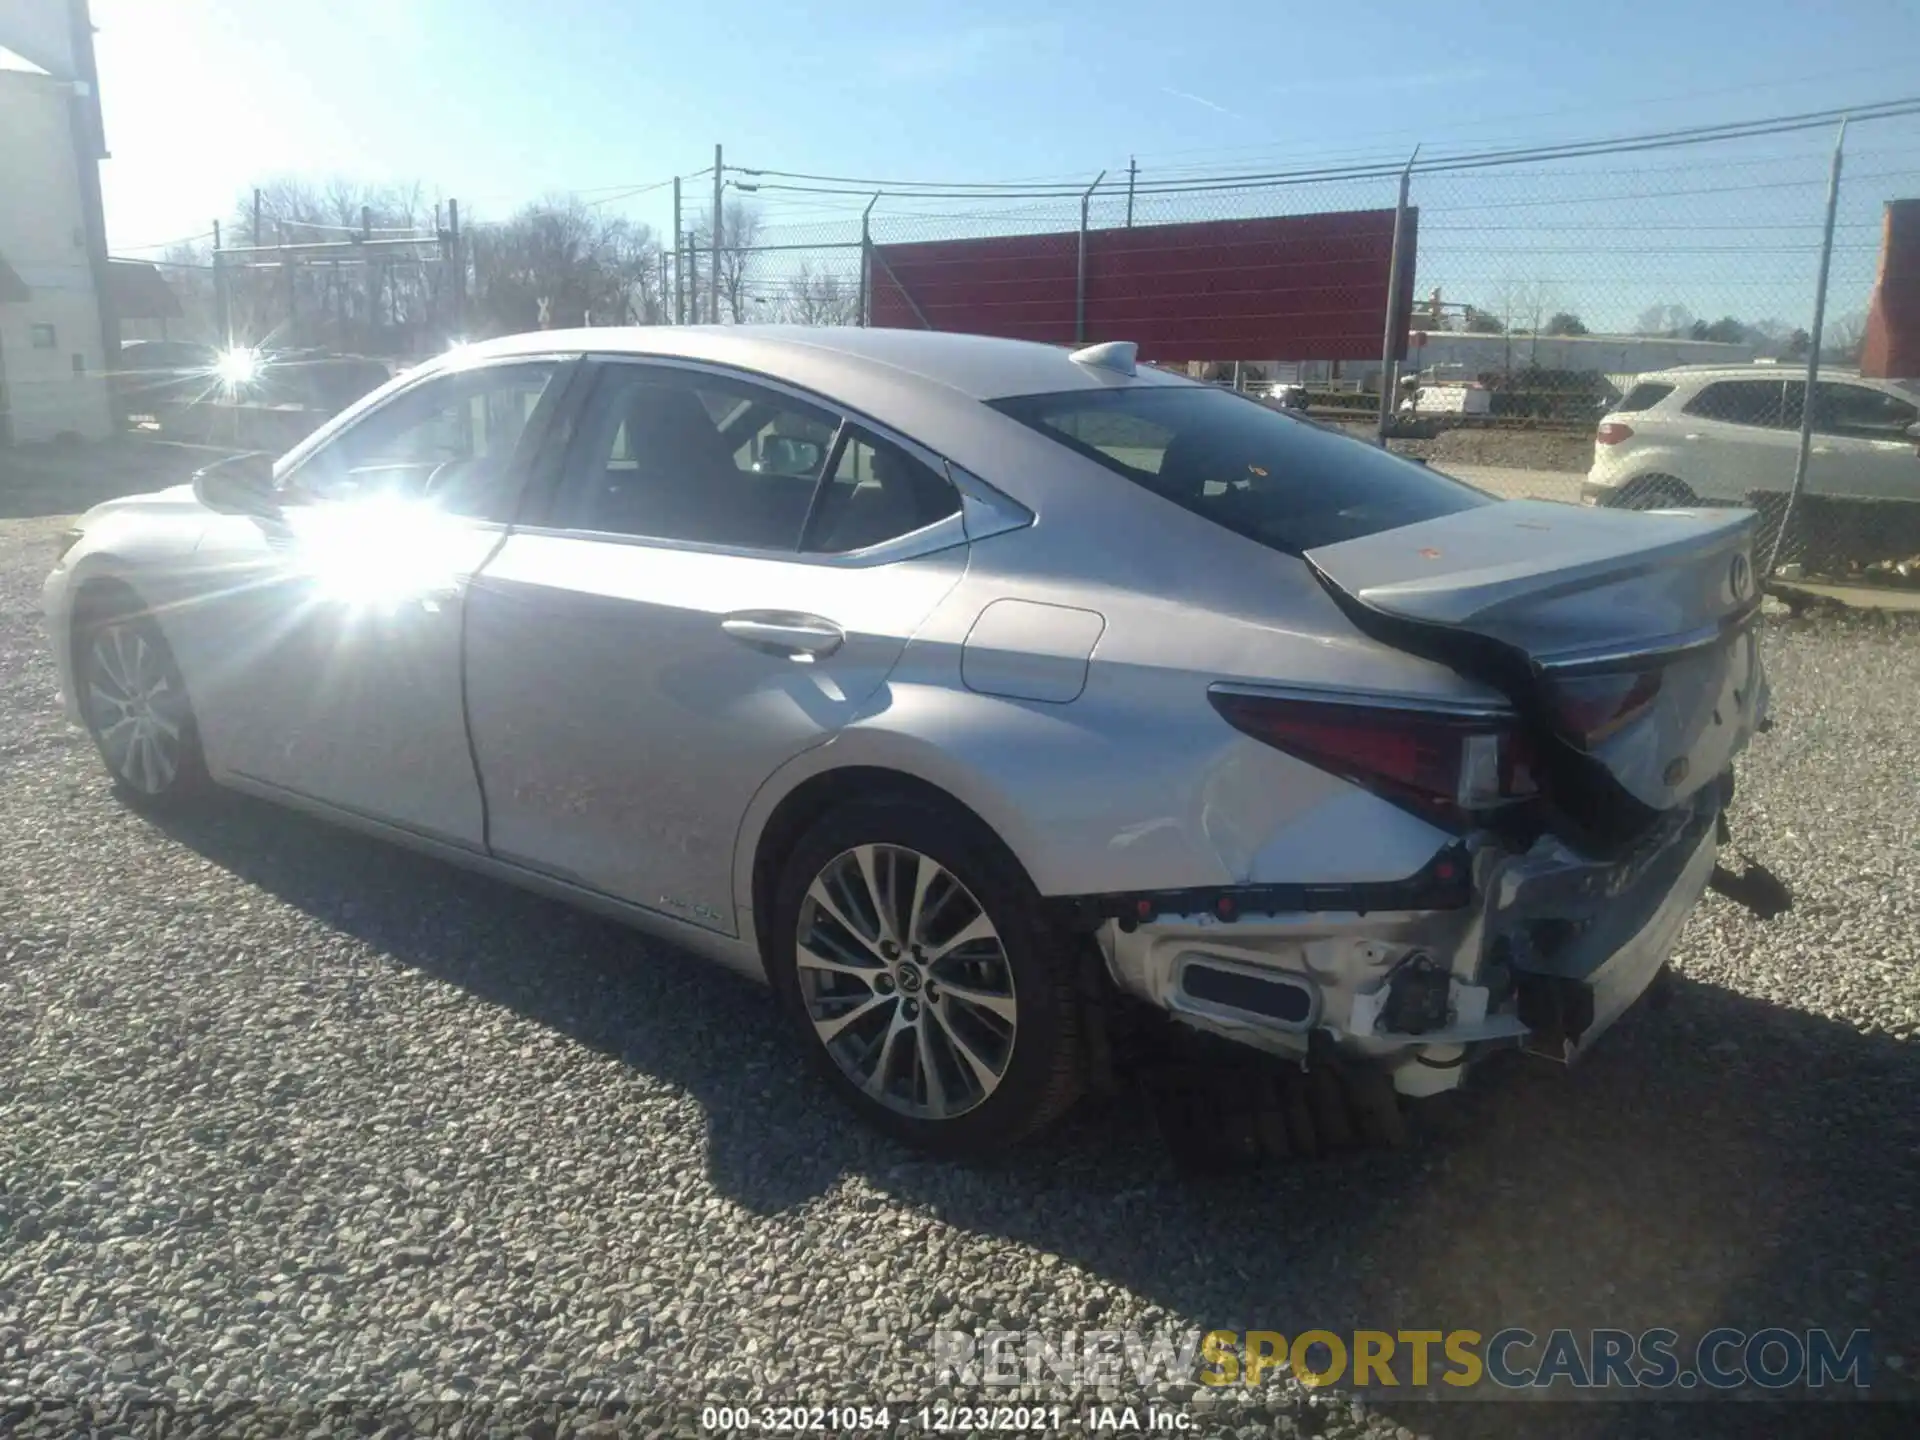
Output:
(2, 448), (1918, 1439)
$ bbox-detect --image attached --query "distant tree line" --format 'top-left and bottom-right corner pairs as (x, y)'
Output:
(149, 177), (856, 357)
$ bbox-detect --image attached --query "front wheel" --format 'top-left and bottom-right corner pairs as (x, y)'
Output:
(767, 799), (1083, 1155)
(76, 606), (209, 807)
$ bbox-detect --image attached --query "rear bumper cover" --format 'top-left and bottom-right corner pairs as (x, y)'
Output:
(1098, 789), (1720, 1096)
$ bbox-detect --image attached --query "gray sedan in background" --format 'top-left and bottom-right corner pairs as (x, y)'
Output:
(44, 327), (1769, 1155)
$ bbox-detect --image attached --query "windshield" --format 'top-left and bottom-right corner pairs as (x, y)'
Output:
(992, 384), (1490, 554)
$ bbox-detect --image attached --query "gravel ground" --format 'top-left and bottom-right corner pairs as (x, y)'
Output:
(2, 465), (1918, 1439)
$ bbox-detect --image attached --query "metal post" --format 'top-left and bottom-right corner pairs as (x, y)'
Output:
(1126, 157), (1137, 228)
(213, 219), (230, 346)
(1769, 118), (1848, 575)
(858, 192), (879, 327)
(1375, 147), (1418, 444)
(671, 176), (683, 324)
(711, 144), (724, 324)
(1076, 170), (1106, 344)
(279, 222), (293, 339)
(447, 198), (462, 336)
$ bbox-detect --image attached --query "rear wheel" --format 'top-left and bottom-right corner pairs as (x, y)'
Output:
(76, 605), (208, 807)
(1613, 474), (1696, 510)
(767, 799), (1082, 1155)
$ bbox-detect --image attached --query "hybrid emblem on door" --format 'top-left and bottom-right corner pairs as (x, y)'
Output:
(1729, 553), (1752, 601)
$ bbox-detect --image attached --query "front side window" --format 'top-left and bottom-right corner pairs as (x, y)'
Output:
(555, 365), (836, 550)
(1682, 379), (1796, 429)
(1814, 382), (1918, 439)
(802, 429), (960, 554)
(287, 362), (558, 521)
(991, 385), (1486, 554)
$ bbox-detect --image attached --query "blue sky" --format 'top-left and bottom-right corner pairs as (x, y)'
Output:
(88, 0), (1920, 332)
(91, 0), (1920, 248)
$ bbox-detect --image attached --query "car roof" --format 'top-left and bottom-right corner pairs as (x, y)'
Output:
(1635, 362), (1893, 386)
(463, 325), (1194, 404)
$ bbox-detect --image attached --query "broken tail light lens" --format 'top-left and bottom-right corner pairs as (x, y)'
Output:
(1595, 422), (1634, 445)
(1545, 668), (1664, 750)
(1209, 690), (1537, 830)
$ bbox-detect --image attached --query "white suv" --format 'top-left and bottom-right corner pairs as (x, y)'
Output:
(1583, 365), (1920, 508)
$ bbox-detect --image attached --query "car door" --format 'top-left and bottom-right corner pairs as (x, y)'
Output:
(463, 358), (970, 933)
(1806, 380), (1920, 499)
(1675, 378), (1799, 500)
(179, 358), (568, 848)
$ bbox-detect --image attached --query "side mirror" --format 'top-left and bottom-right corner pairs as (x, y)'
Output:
(1906, 420), (1920, 442)
(192, 451), (279, 516)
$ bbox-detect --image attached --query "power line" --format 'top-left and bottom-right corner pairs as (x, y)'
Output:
(729, 97), (1920, 200)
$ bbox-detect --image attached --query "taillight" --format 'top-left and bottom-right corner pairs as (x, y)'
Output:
(1209, 690), (1537, 830)
(1595, 422), (1634, 445)
(1544, 668), (1663, 750)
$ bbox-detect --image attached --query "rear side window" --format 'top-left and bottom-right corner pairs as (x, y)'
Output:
(802, 429), (960, 554)
(990, 385), (1487, 554)
(1682, 379), (1795, 429)
(1615, 382), (1674, 413)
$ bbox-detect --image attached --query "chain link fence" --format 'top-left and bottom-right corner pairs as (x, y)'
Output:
(709, 108), (1920, 587)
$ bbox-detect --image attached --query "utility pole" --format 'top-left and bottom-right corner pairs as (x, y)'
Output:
(671, 176), (683, 324)
(1126, 156), (1137, 228)
(252, 188), (262, 246)
(711, 144), (724, 323)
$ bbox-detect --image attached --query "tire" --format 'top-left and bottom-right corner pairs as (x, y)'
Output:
(766, 797), (1083, 1156)
(1613, 474), (1696, 511)
(75, 600), (209, 809)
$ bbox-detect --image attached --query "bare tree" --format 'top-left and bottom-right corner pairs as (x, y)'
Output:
(225, 177), (446, 354)
(692, 199), (763, 322)
(467, 196), (662, 335)
(774, 261), (860, 326)
(1824, 311), (1868, 365)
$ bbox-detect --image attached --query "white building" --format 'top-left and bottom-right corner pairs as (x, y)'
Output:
(0, 0), (114, 443)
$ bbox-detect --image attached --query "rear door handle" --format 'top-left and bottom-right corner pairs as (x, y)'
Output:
(721, 611), (845, 660)
(1682, 433), (1704, 442)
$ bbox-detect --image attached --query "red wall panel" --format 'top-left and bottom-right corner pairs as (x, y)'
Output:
(869, 208), (1416, 362)
(1859, 198), (1920, 381)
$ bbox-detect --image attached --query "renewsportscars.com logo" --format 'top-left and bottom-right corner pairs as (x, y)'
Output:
(932, 1327), (1874, 1392)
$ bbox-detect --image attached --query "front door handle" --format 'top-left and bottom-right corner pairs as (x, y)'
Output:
(721, 611), (845, 660)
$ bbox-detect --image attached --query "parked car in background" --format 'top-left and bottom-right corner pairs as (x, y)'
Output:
(1584, 363), (1920, 508)
(1267, 382), (1310, 411)
(113, 339), (218, 421)
(46, 327), (1770, 1156)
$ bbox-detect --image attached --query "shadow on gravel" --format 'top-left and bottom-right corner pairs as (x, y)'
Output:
(154, 791), (1916, 1437)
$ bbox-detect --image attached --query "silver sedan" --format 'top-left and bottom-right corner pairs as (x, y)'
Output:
(44, 327), (1770, 1155)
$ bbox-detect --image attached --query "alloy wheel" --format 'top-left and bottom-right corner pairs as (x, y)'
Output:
(85, 624), (188, 796)
(795, 844), (1018, 1121)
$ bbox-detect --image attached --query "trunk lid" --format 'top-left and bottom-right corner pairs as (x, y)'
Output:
(1305, 500), (1767, 821)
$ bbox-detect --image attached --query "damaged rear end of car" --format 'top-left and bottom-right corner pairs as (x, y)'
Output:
(1127, 500), (1769, 1103)
(993, 382), (1783, 1137)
